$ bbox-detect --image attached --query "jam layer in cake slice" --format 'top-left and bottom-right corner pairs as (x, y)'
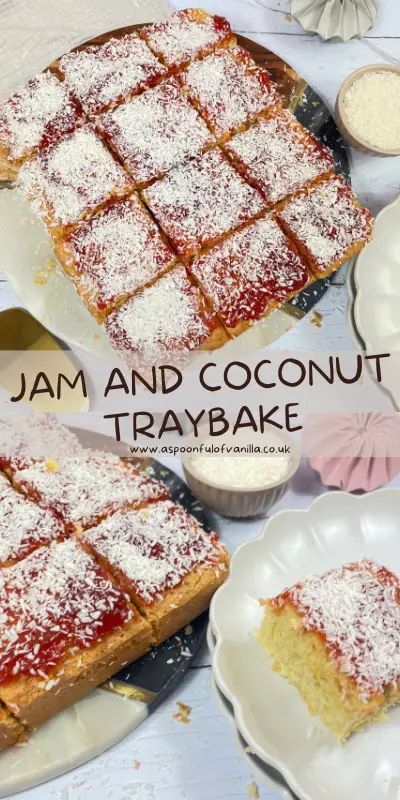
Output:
(82, 500), (229, 644)
(275, 174), (373, 278)
(140, 8), (236, 71)
(0, 702), (25, 751)
(0, 474), (64, 567)
(12, 452), (168, 533)
(59, 33), (166, 116)
(258, 560), (400, 740)
(19, 124), (133, 234)
(0, 412), (83, 477)
(0, 539), (153, 728)
(190, 216), (309, 336)
(142, 148), (264, 258)
(225, 110), (334, 204)
(55, 195), (176, 321)
(99, 77), (215, 187)
(105, 265), (228, 363)
(0, 71), (81, 179)
(179, 46), (280, 141)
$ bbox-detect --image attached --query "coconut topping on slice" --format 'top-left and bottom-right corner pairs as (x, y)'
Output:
(143, 148), (264, 256)
(13, 452), (167, 529)
(0, 539), (131, 683)
(190, 216), (309, 327)
(226, 110), (334, 203)
(84, 499), (225, 603)
(19, 124), (132, 228)
(105, 265), (216, 359)
(59, 33), (166, 115)
(181, 46), (279, 138)
(0, 413), (83, 474)
(100, 77), (214, 185)
(0, 475), (64, 565)
(277, 175), (373, 271)
(270, 560), (400, 700)
(62, 195), (175, 314)
(141, 9), (234, 69)
(0, 71), (80, 160)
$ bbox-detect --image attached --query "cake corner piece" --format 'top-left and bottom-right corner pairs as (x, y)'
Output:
(257, 559), (400, 741)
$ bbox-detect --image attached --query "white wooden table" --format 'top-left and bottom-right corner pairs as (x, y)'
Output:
(1, 1), (400, 798)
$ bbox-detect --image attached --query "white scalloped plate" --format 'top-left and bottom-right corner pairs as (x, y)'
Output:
(352, 194), (400, 409)
(211, 489), (400, 800)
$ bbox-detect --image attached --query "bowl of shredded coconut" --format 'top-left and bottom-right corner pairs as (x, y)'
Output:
(336, 64), (400, 156)
(182, 431), (300, 518)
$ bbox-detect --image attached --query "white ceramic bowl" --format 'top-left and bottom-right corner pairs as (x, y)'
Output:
(336, 64), (400, 156)
(211, 488), (400, 800)
(181, 431), (300, 518)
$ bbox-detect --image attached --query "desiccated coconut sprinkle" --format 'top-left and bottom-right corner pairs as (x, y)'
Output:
(83, 500), (223, 603)
(60, 33), (166, 115)
(141, 9), (234, 68)
(13, 452), (166, 528)
(0, 539), (131, 683)
(105, 265), (215, 357)
(18, 125), (132, 227)
(0, 71), (80, 160)
(0, 475), (63, 564)
(274, 560), (400, 700)
(0, 413), (83, 473)
(100, 77), (214, 185)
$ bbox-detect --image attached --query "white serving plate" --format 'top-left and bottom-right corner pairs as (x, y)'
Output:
(211, 489), (400, 800)
(351, 194), (400, 409)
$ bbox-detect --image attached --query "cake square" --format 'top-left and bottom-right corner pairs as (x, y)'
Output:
(258, 560), (400, 740)
(190, 216), (309, 335)
(19, 124), (133, 233)
(179, 46), (280, 141)
(105, 265), (228, 363)
(99, 77), (215, 187)
(140, 8), (235, 71)
(0, 474), (64, 567)
(0, 413), (84, 476)
(59, 33), (166, 116)
(0, 539), (153, 728)
(82, 500), (229, 643)
(54, 195), (176, 321)
(225, 110), (335, 204)
(0, 71), (81, 178)
(142, 149), (264, 257)
(12, 452), (168, 532)
(275, 175), (373, 278)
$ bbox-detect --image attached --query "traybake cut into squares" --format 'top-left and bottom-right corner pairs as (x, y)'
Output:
(190, 216), (309, 336)
(0, 71), (81, 177)
(0, 539), (153, 728)
(82, 499), (229, 644)
(105, 265), (228, 361)
(258, 560), (400, 740)
(276, 174), (373, 278)
(140, 8), (236, 71)
(225, 110), (335, 204)
(179, 46), (280, 141)
(142, 148), (264, 257)
(19, 124), (133, 233)
(99, 77), (215, 187)
(0, 474), (64, 567)
(12, 452), (168, 532)
(55, 195), (176, 321)
(58, 33), (167, 116)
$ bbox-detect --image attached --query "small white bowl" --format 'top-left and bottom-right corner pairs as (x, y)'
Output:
(336, 64), (400, 156)
(182, 431), (300, 518)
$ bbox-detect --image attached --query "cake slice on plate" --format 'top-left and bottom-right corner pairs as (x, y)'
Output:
(258, 559), (400, 740)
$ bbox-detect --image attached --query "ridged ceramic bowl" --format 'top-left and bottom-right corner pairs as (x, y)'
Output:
(181, 432), (300, 518)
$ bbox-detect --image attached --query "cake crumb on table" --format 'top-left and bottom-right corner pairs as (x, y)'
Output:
(246, 781), (260, 799)
(173, 701), (191, 724)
